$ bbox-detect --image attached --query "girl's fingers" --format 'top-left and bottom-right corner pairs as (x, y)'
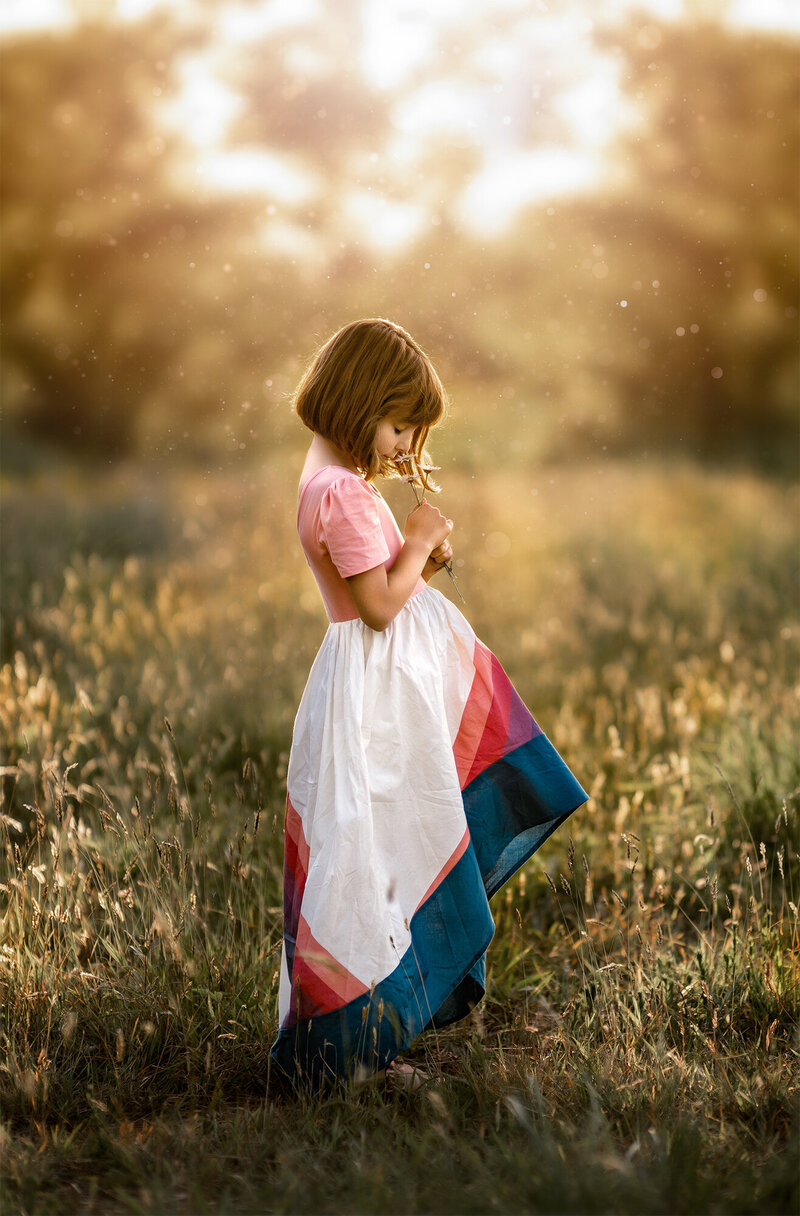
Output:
(406, 502), (452, 547)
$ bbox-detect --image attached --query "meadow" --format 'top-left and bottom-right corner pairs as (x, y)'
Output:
(1, 452), (798, 1215)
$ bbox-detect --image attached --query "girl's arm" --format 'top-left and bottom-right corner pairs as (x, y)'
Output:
(347, 502), (452, 631)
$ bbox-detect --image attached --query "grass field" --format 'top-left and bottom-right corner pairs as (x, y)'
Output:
(1, 454), (798, 1215)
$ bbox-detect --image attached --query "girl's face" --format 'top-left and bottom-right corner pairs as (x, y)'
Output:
(374, 417), (415, 461)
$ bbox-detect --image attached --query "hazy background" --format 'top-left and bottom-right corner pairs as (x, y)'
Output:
(2, 10), (799, 1210)
(1, 0), (798, 478)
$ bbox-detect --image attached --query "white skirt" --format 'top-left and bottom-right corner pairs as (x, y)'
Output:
(272, 586), (587, 1086)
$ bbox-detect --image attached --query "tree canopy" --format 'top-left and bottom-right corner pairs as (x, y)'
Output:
(1, 7), (797, 469)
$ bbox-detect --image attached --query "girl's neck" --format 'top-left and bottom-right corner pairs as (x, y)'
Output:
(303, 433), (359, 477)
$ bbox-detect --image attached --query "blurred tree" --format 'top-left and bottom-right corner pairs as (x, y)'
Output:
(568, 20), (799, 466)
(227, 0), (389, 173)
(476, 19), (800, 469)
(0, 16), (276, 458)
(2, 6), (796, 470)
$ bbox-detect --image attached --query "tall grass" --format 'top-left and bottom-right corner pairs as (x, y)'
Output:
(1, 457), (798, 1215)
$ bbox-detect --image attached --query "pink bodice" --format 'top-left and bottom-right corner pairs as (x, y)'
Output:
(297, 465), (426, 623)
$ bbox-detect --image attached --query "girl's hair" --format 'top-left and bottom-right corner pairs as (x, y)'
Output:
(294, 318), (448, 480)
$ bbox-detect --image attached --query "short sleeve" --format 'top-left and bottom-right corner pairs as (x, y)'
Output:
(318, 477), (391, 578)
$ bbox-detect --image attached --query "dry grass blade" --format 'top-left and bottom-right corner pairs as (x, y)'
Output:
(0, 459), (797, 1216)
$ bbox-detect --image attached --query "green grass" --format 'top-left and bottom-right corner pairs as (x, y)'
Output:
(1, 455), (798, 1215)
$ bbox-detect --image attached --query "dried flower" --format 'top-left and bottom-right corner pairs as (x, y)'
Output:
(393, 452), (465, 603)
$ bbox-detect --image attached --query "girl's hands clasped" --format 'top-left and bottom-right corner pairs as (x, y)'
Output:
(404, 501), (452, 553)
(405, 502), (453, 584)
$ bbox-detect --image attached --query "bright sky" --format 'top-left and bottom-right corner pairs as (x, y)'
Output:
(3, 0), (798, 244)
(5, 0), (800, 35)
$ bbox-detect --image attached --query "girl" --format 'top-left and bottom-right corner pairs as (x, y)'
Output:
(270, 319), (587, 1087)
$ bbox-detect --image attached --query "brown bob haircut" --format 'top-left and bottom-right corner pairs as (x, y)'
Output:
(294, 318), (448, 481)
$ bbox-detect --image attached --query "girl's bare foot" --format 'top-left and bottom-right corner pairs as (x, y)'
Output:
(386, 1060), (430, 1090)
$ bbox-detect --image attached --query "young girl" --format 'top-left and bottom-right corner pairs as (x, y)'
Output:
(270, 319), (587, 1087)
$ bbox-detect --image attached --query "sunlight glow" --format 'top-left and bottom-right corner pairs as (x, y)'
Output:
(343, 191), (425, 249)
(360, 0), (435, 89)
(458, 148), (598, 234)
(167, 71), (240, 148)
(730, 0), (800, 31)
(1, 0), (798, 36)
(0, 0), (69, 32)
(195, 149), (317, 202)
(394, 81), (486, 143)
(0, 0), (796, 247)
(556, 67), (626, 148)
(219, 0), (319, 40)
(115, 0), (173, 17)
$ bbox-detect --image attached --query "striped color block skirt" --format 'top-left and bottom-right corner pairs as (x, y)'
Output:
(270, 585), (587, 1086)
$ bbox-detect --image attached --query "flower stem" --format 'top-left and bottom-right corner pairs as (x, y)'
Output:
(396, 454), (465, 603)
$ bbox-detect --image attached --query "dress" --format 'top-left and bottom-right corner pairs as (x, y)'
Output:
(270, 465), (587, 1086)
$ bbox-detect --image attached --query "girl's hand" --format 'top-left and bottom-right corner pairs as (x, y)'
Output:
(422, 538), (453, 582)
(404, 502), (452, 552)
